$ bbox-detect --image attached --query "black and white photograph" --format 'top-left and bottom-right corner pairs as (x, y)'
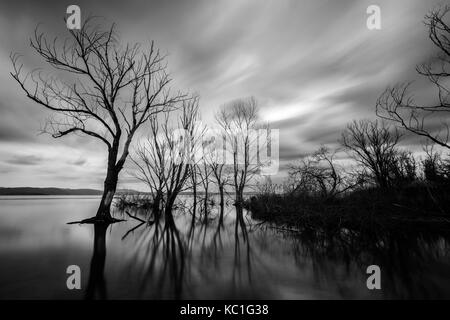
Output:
(1, 0), (450, 311)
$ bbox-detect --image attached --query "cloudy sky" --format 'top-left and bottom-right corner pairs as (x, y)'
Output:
(0, 0), (445, 190)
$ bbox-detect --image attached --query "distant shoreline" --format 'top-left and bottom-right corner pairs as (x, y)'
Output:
(0, 187), (103, 196)
(0, 187), (259, 196)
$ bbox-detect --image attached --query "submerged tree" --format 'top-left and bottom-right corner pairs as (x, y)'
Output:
(131, 97), (203, 219)
(376, 6), (450, 150)
(215, 97), (263, 207)
(197, 158), (213, 223)
(207, 148), (231, 227)
(11, 19), (185, 223)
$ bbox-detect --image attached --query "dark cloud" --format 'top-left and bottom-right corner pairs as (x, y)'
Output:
(0, 164), (16, 174)
(5, 154), (44, 166)
(278, 144), (307, 162)
(0, 123), (34, 142)
(301, 126), (343, 146)
(69, 158), (87, 166)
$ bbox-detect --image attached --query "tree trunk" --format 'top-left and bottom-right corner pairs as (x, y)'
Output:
(165, 193), (177, 219)
(203, 200), (208, 225)
(96, 148), (120, 220)
(189, 193), (197, 235)
(235, 188), (243, 207)
(218, 185), (224, 227)
(192, 176), (197, 207)
(96, 169), (118, 220)
(203, 187), (209, 224)
(152, 191), (163, 221)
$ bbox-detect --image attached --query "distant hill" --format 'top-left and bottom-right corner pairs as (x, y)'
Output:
(0, 187), (255, 196)
(0, 187), (145, 196)
(0, 187), (103, 196)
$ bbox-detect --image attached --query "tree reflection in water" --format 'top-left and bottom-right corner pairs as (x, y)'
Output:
(85, 223), (108, 300)
(261, 222), (450, 299)
(116, 199), (255, 299)
(82, 197), (450, 299)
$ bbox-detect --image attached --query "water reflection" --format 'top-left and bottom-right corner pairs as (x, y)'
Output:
(283, 223), (450, 299)
(117, 202), (253, 299)
(80, 197), (450, 299)
(1, 196), (449, 299)
(86, 223), (108, 300)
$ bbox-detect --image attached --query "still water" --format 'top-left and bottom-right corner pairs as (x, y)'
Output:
(0, 196), (450, 299)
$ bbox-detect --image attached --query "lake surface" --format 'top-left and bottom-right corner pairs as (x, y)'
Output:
(1, 195), (450, 299)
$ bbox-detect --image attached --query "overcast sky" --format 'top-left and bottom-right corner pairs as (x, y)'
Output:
(0, 0), (446, 190)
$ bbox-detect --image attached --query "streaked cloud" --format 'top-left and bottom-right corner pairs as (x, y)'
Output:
(0, 0), (445, 188)
(4, 154), (44, 166)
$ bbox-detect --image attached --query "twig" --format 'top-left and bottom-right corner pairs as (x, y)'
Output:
(125, 210), (145, 223)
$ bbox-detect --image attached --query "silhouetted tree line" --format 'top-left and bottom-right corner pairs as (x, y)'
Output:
(282, 118), (450, 197)
(248, 6), (450, 226)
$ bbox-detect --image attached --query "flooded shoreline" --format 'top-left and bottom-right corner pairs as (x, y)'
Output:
(1, 196), (450, 299)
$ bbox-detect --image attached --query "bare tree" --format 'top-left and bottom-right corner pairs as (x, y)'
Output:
(10, 19), (185, 223)
(197, 158), (213, 222)
(421, 141), (450, 182)
(131, 117), (167, 218)
(131, 97), (203, 219)
(209, 159), (231, 227)
(201, 136), (232, 226)
(422, 142), (442, 182)
(376, 6), (450, 149)
(288, 146), (348, 198)
(390, 150), (417, 184)
(215, 97), (262, 207)
(341, 120), (402, 189)
(188, 163), (199, 226)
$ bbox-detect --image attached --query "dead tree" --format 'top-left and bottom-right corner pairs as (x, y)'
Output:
(215, 97), (263, 207)
(208, 153), (231, 227)
(197, 159), (213, 223)
(131, 97), (203, 219)
(376, 6), (450, 149)
(188, 164), (199, 226)
(288, 146), (347, 198)
(10, 19), (185, 223)
(341, 119), (402, 189)
(131, 117), (167, 219)
(196, 134), (230, 225)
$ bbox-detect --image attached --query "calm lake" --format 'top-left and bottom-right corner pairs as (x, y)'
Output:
(1, 195), (450, 299)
